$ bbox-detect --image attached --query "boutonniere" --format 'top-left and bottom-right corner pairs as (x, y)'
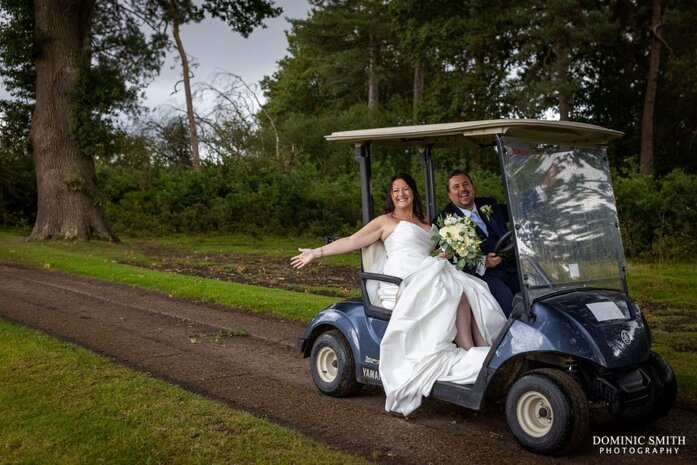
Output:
(480, 204), (493, 220)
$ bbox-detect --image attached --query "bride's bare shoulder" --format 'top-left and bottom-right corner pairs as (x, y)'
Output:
(360, 214), (395, 235)
(370, 214), (398, 239)
(370, 213), (396, 226)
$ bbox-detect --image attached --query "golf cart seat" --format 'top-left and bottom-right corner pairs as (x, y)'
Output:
(358, 241), (401, 320)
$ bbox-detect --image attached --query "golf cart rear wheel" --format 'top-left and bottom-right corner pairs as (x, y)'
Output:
(506, 368), (589, 455)
(310, 330), (362, 397)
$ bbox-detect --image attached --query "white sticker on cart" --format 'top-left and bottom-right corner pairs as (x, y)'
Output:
(568, 263), (580, 279)
(587, 302), (626, 322)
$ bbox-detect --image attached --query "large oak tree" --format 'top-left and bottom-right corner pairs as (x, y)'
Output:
(29, 0), (115, 240)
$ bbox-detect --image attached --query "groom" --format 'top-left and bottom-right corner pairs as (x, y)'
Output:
(437, 170), (520, 318)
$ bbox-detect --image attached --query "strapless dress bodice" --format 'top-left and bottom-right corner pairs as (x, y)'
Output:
(382, 221), (435, 279)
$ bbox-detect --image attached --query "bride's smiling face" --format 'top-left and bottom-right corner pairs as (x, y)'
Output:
(391, 179), (413, 210)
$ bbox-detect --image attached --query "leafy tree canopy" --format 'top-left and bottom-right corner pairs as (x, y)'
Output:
(262, 0), (697, 175)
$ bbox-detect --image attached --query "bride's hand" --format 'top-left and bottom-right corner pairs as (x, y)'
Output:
(290, 248), (317, 269)
(436, 250), (452, 259)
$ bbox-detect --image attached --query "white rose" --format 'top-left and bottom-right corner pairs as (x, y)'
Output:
(441, 225), (455, 238)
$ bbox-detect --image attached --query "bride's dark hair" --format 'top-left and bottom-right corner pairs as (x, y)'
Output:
(383, 173), (425, 221)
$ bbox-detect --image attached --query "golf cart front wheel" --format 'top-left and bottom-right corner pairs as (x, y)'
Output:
(310, 330), (362, 397)
(506, 368), (589, 455)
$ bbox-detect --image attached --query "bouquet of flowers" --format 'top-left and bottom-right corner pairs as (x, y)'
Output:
(433, 214), (484, 270)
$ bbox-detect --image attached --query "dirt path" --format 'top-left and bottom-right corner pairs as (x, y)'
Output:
(0, 262), (694, 464)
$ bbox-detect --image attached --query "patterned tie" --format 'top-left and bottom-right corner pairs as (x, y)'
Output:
(470, 210), (488, 237)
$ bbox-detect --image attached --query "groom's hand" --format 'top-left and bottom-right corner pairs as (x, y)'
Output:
(485, 252), (502, 268)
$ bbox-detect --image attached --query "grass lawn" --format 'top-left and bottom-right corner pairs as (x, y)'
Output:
(0, 230), (337, 322)
(132, 232), (361, 268)
(627, 261), (697, 406)
(0, 319), (369, 465)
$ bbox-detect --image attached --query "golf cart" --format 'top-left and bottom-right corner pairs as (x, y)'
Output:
(296, 120), (676, 455)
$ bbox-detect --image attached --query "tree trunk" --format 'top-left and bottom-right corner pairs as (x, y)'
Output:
(170, 0), (200, 172)
(558, 89), (571, 121)
(413, 61), (424, 122)
(28, 0), (117, 242)
(554, 42), (571, 121)
(640, 0), (665, 176)
(367, 33), (380, 111)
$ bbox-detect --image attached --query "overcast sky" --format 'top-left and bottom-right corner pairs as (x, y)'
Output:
(144, 0), (311, 113)
(0, 0), (311, 117)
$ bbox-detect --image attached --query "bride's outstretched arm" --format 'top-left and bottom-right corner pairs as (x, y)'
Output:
(291, 216), (387, 269)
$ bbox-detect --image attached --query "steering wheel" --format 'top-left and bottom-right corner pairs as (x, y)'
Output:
(493, 230), (515, 261)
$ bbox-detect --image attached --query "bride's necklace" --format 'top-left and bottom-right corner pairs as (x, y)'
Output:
(391, 211), (415, 222)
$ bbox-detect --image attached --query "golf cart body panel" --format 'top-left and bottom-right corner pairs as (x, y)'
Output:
(299, 300), (388, 385)
(490, 290), (650, 370)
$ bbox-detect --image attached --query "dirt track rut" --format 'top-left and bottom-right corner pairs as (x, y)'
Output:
(0, 262), (694, 464)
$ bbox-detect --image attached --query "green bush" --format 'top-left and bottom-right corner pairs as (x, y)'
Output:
(614, 168), (697, 260)
(97, 154), (511, 240)
(98, 158), (363, 238)
(651, 169), (697, 259)
(0, 151), (36, 227)
(8, 125), (695, 263)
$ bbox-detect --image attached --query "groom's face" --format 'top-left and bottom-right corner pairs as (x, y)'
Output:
(447, 174), (475, 210)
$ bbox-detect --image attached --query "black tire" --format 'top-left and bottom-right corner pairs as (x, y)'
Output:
(506, 368), (589, 455)
(310, 330), (362, 397)
(615, 352), (677, 423)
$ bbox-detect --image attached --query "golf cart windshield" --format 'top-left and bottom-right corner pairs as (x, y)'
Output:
(500, 136), (627, 300)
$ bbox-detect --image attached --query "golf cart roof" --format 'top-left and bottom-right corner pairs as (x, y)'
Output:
(325, 119), (623, 148)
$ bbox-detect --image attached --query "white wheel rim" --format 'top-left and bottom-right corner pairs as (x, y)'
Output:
(316, 346), (338, 383)
(516, 390), (554, 437)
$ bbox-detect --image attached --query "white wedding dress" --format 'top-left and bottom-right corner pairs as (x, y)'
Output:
(375, 221), (507, 416)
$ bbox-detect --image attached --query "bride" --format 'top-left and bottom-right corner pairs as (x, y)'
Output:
(291, 173), (507, 416)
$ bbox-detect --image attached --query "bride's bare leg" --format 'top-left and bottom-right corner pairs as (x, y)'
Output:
(454, 295), (474, 350)
(472, 317), (487, 347)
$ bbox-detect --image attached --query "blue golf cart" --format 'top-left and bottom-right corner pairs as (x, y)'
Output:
(297, 120), (676, 455)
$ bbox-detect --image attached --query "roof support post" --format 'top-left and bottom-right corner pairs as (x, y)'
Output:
(420, 144), (436, 223)
(355, 142), (373, 224)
